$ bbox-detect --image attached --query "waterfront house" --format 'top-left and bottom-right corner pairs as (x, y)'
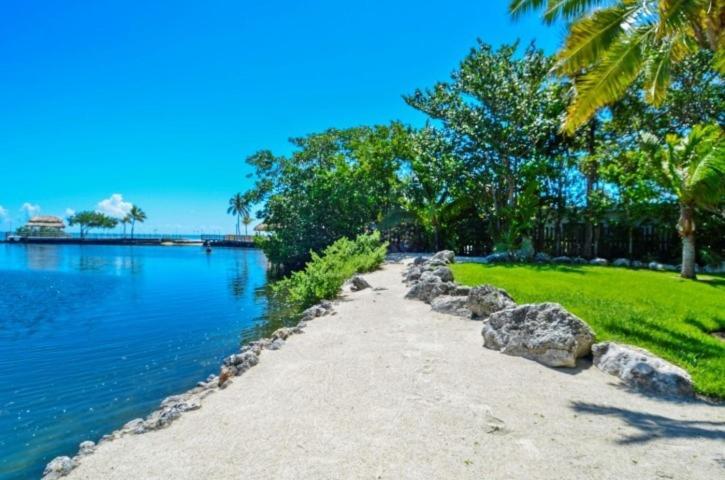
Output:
(23, 215), (66, 236)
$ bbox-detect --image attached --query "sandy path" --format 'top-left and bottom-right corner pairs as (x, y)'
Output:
(67, 262), (724, 480)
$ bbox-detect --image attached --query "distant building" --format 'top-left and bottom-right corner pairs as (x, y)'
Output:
(25, 215), (66, 234)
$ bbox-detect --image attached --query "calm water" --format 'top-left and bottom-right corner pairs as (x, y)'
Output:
(0, 244), (274, 480)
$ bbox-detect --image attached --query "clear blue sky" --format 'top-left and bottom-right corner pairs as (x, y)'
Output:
(0, 0), (562, 234)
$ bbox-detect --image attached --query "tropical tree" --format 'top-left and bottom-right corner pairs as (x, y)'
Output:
(120, 214), (131, 237)
(244, 124), (407, 268)
(399, 126), (467, 250)
(242, 212), (253, 236)
(640, 124), (724, 279)
(227, 193), (249, 236)
(510, 0), (725, 133)
(128, 205), (147, 239)
(405, 42), (571, 250)
(68, 211), (119, 238)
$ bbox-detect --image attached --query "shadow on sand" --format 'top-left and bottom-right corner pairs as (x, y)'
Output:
(570, 401), (725, 445)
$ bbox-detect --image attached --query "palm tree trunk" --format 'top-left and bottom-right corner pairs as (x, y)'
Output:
(679, 204), (696, 279)
(236, 216), (240, 236)
(131, 220), (135, 239)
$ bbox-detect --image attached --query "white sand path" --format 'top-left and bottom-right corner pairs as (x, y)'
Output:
(67, 262), (725, 480)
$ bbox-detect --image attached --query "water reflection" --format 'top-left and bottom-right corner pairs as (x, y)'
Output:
(0, 245), (274, 480)
(23, 245), (61, 271)
(228, 255), (249, 299)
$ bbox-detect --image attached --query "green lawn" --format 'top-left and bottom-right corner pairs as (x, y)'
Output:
(451, 263), (725, 398)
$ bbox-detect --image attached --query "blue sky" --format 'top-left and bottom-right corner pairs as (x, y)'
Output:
(0, 1), (563, 234)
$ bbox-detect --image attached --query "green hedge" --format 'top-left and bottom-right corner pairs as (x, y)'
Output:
(273, 232), (388, 309)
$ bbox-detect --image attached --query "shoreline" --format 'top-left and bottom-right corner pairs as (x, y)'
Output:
(41, 294), (333, 480)
(45, 259), (725, 480)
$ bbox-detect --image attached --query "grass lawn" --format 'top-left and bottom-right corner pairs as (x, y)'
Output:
(451, 263), (725, 398)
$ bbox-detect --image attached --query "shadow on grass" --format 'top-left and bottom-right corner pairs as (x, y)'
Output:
(684, 315), (725, 335)
(606, 314), (725, 362)
(484, 263), (589, 275)
(697, 276), (725, 288)
(570, 401), (725, 444)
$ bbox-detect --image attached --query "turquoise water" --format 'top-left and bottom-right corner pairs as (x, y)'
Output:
(0, 244), (272, 479)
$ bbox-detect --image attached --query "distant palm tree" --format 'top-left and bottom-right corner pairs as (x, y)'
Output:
(227, 193), (249, 236)
(129, 206), (147, 239)
(509, 0), (724, 133)
(641, 124), (724, 279)
(120, 214), (131, 237)
(242, 212), (253, 236)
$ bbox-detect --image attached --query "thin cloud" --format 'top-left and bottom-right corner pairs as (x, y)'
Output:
(65, 208), (76, 218)
(20, 202), (41, 218)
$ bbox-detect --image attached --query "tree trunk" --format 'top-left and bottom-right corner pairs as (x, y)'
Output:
(679, 204), (696, 279)
(627, 226), (634, 258)
(236, 216), (240, 236)
(131, 220), (135, 239)
(582, 120), (597, 259)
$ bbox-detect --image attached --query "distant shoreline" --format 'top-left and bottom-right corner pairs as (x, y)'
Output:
(1, 237), (257, 248)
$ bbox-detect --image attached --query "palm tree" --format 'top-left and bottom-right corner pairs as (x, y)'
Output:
(509, 0), (724, 133)
(640, 124), (724, 279)
(242, 212), (253, 236)
(120, 214), (131, 237)
(128, 206), (147, 239)
(227, 193), (249, 236)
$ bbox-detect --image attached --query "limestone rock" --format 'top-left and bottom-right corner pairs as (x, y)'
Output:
(350, 275), (371, 291)
(431, 250), (455, 264)
(412, 256), (427, 266)
(592, 342), (693, 398)
(403, 266), (423, 283)
(482, 303), (595, 367)
(78, 440), (95, 456)
(552, 256), (572, 264)
(452, 285), (471, 297)
(406, 274), (456, 303)
(533, 252), (551, 263)
(590, 258), (608, 266)
(431, 266), (454, 282)
(42, 456), (76, 480)
(466, 285), (516, 319)
(300, 302), (332, 321)
(430, 295), (471, 317)
(481, 252), (512, 264)
(648, 261), (676, 271)
(612, 258), (630, 267)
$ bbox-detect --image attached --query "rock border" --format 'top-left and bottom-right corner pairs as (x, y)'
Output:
(402, 251), (696, 399)
(41, 301), (335, 480)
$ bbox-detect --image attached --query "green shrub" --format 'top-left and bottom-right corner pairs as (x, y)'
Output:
(272, 232), (388, 309)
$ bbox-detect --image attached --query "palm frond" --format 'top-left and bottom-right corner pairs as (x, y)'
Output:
(657, 0), (706, 38)
(642, 39), (674, 104)
(555, 4), (636, 75)
(563, 27), (653, 134)
(543, 0), (610, 24)
(687, 125), (725, 208)
(713, 46), (725, 74)
(509, 0), (548, 19)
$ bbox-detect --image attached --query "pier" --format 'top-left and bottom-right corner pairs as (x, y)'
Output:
(1, 232), (257, 248)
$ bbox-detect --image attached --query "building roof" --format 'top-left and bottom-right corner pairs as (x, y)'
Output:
(27, 215), (65, 228)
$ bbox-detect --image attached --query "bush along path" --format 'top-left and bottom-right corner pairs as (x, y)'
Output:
(403, 251), (696, 400)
